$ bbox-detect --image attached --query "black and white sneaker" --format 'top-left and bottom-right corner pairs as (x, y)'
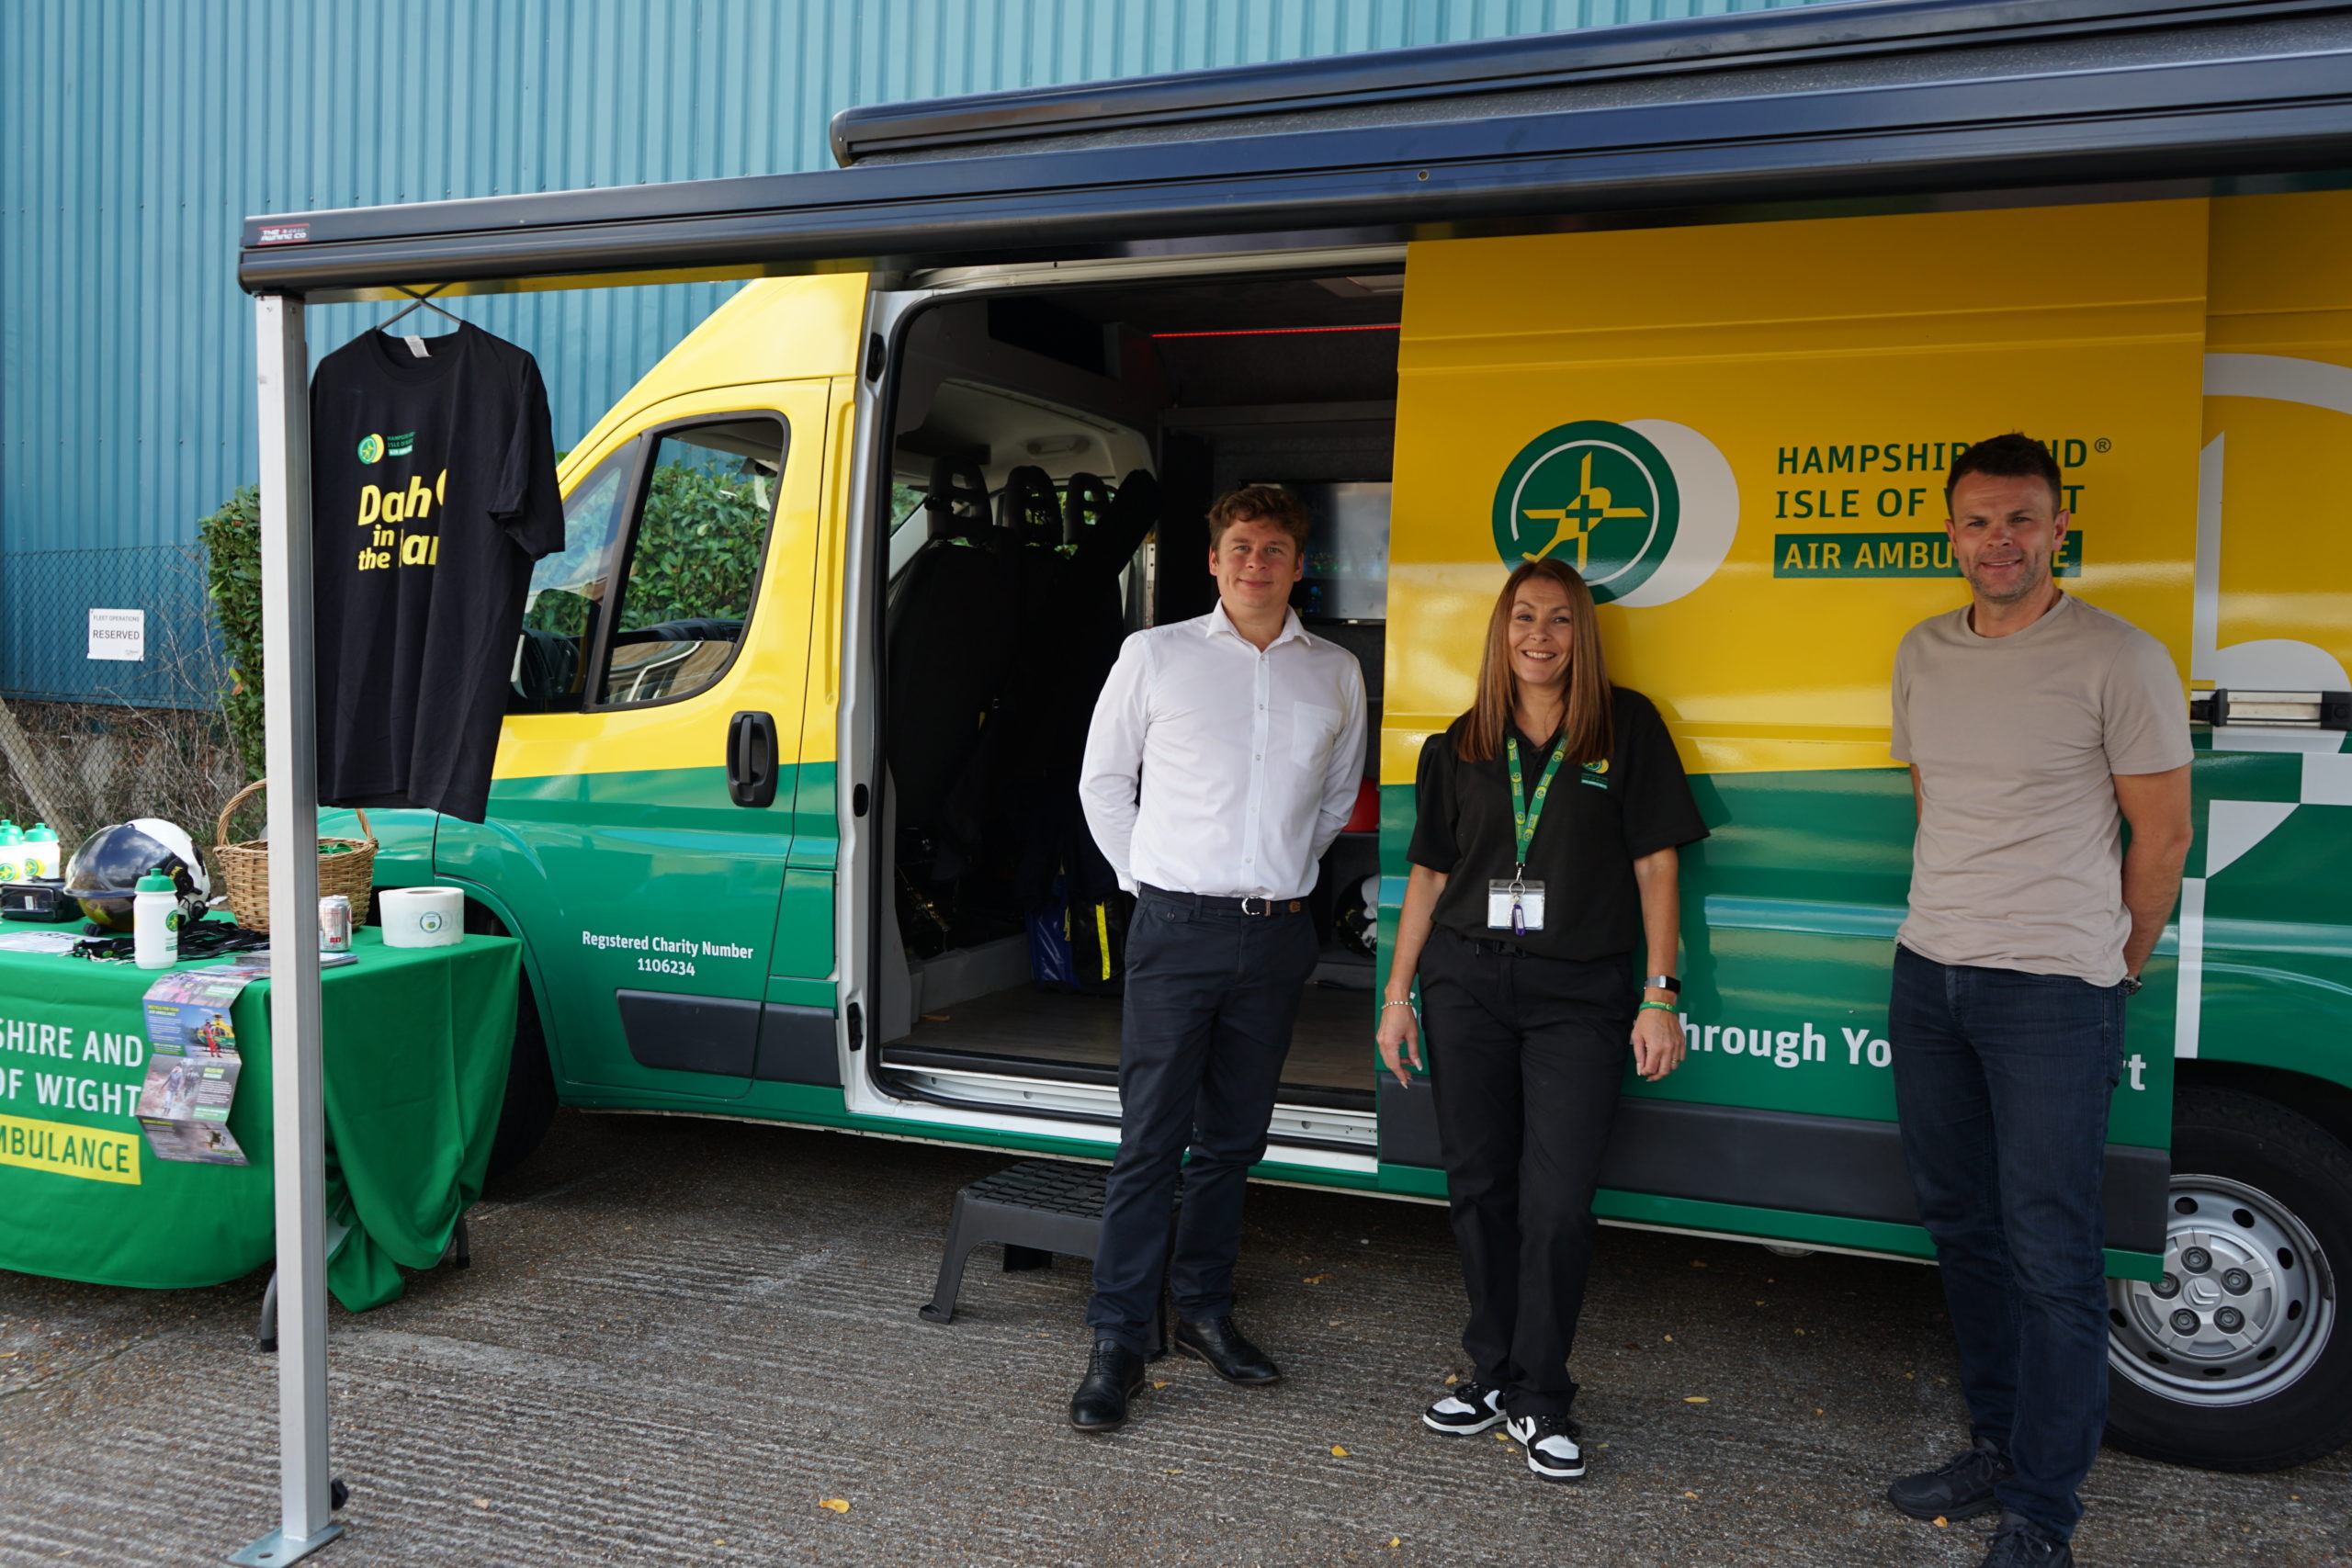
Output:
(1422, 1381), (1505, 1435)
(1506, 1413), (1587, 1481)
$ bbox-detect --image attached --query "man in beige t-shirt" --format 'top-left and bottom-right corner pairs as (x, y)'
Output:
(1880, 434), (2192, 1568)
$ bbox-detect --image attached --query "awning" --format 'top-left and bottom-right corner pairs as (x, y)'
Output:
(241, 2), (2352, 300)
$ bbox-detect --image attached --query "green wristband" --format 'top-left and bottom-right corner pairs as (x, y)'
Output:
(1637, 1000), (1679, 1013)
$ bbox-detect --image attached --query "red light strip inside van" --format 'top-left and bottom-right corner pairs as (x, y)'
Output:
(1148, 323), (1402, 338)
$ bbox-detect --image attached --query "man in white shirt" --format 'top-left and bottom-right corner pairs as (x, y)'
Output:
(1068, 485), (1368, 1432)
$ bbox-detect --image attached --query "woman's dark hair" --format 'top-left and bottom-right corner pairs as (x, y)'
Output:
(1457, 558), (1613, 767)
(1946, 433), (2064, 512)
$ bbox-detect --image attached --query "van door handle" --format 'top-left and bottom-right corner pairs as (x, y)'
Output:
(727, 710), (780, 808)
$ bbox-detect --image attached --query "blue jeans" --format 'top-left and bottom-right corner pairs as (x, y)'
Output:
(1084, 888), (1319, 1353)
(1889, 944), (2125, 1541)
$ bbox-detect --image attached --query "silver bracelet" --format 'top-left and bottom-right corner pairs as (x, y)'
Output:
(1383, 999), (1418, 1012)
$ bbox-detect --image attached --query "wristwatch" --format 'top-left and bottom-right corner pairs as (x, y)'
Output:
(1644, 975), (1681, 994)
(2121, 975), (2143, 997)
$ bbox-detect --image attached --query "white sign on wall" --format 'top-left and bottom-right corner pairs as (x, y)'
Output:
(87, 608), (145, 661)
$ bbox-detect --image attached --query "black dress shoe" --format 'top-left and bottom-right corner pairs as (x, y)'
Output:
(1173, 1315), (1282, 1384)
(1069, 1338), (1146, 1432)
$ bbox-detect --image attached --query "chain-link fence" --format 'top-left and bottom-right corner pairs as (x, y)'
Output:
(0, 546), (246, 851)
(0, 696), (247, 853)
(0, 545), (225, 710)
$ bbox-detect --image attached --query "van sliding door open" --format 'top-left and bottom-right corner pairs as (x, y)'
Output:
(837, 261), (1405, 1169)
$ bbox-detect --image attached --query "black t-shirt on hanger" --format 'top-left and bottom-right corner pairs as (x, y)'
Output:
(310, 322), (564, 823)
(1408, 686), (1709, 962)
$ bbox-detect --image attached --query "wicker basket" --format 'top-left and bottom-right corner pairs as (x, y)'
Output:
(213, 780), (377, 933)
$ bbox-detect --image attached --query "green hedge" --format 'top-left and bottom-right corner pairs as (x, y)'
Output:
(617, 457), (767, 628)
(198, 486), (265, 781)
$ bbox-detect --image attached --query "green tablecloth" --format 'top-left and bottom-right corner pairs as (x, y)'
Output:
(0, 923), (518, 1310)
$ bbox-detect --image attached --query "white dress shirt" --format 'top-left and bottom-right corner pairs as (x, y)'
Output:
(1080, 603), (1369, 900)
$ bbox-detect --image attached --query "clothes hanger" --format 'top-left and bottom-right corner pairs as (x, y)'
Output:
(373, 284), (465, 333)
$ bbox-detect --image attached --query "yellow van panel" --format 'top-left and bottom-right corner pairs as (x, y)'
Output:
(1390, 200), (2211, 778)
(799, 389), (858, 768)
(2202, 191), (2352, 686)
(495, 378), (836, 779)
(560, 276), (866, 487)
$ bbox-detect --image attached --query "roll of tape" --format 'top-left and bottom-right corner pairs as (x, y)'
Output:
(379, 886), (465, 948)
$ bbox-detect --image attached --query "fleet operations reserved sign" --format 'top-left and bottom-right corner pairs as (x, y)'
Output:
(86, 608), (144, 660)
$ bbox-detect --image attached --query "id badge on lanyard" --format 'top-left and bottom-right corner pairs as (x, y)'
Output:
(1490, 735), (1566, 937)
(1487, 877), (1545, 934)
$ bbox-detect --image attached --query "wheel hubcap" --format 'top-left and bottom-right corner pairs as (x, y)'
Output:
(2109, 1173), (2335, 1407)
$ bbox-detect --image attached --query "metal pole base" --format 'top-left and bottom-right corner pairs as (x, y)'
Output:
(230, 1522), (345, 1566)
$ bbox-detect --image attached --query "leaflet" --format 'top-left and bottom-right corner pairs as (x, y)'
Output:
(138, 1117), (247, 1166)
(0, 930), (84, 954)
(142, 970), (254, 1055)
(134, 967), (259, 1167)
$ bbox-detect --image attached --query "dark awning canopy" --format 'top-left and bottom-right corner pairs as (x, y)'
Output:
(240, 0), (2352, 300)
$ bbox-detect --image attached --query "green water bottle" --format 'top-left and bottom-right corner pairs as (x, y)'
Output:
(23, 823), (59, 880)
(0, 820), (21, 884)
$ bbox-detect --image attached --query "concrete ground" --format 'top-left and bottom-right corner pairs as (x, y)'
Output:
(2, 1110), (2343, 1567)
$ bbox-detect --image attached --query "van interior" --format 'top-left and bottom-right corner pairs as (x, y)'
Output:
(874, 266), (1401, 1125)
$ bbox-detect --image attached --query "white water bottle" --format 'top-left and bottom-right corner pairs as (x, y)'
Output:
(134, 867), (180, 970)
(24, 823), (60, 879)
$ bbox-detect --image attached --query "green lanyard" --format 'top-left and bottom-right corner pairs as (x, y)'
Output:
(1505, 735), (1568, 879)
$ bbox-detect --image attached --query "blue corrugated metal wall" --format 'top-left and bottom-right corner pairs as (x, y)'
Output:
(0, 0), (1836, 704)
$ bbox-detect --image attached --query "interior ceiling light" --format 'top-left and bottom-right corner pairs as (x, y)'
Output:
(1149, 323), (1401, 339)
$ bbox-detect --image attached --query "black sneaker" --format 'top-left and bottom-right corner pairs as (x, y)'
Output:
(1505, 1413), (1586, 1481)
(1887, 1436), (2013, 1521)
(1979, 1513), (2072, 1567)
(1421, 1381), (1504, 1436)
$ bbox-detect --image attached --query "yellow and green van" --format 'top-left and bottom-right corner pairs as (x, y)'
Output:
(240, 5), (2352, 1476)
(331, 187), (2352, 1475)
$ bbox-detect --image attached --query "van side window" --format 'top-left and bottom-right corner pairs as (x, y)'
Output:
(594, 417), (787, 708)
(512, 441), (637, 713)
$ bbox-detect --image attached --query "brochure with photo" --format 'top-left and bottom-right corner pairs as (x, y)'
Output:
(138, 1116), (246, 1166)
(135, 968), (257, 1167)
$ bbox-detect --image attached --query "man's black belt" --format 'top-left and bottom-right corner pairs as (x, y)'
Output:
(1138, 884), (1306, 918)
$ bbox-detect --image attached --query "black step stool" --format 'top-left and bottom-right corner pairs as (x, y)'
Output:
(921, 1160), (1170, 1356)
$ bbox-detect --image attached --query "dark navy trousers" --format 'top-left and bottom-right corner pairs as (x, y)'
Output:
(1890, 943), (2126, 1542)
(1085, 886), (1319, 1353)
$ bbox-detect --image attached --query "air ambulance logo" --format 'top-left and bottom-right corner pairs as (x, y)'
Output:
(1490, 419), (1741, 607)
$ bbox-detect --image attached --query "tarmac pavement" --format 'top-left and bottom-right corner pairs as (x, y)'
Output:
(3, 1108), (2344, 1566)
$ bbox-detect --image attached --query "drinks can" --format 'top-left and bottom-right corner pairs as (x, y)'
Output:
(319, 895), (354, 953)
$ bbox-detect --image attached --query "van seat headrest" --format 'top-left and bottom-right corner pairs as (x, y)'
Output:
(996, 465), (1060, 547)
(924, 457), (989, 541)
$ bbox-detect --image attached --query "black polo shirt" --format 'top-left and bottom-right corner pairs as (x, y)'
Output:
(1408, 686), (1708, 962)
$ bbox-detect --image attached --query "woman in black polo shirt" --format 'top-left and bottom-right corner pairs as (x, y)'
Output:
(1376, 557), (1705, 1483)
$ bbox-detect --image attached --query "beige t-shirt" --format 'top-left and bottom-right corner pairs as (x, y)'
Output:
(1891, 592), (2191, 986)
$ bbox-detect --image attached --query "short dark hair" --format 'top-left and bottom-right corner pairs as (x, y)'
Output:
(1946, 433), (2064, 512)
(1206, 484), (1312, 549)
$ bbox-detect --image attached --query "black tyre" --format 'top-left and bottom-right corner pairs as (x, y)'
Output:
(2105, 1086), (2352, 1471)
(485, 983), (557, 1178)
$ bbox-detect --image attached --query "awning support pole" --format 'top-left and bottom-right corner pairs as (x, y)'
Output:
(233, 292), (344, 1567)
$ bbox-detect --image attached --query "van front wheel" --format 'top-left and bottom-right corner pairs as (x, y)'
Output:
(486, 983), (556, 1178)
(2105, 1088), (2352, 1472)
